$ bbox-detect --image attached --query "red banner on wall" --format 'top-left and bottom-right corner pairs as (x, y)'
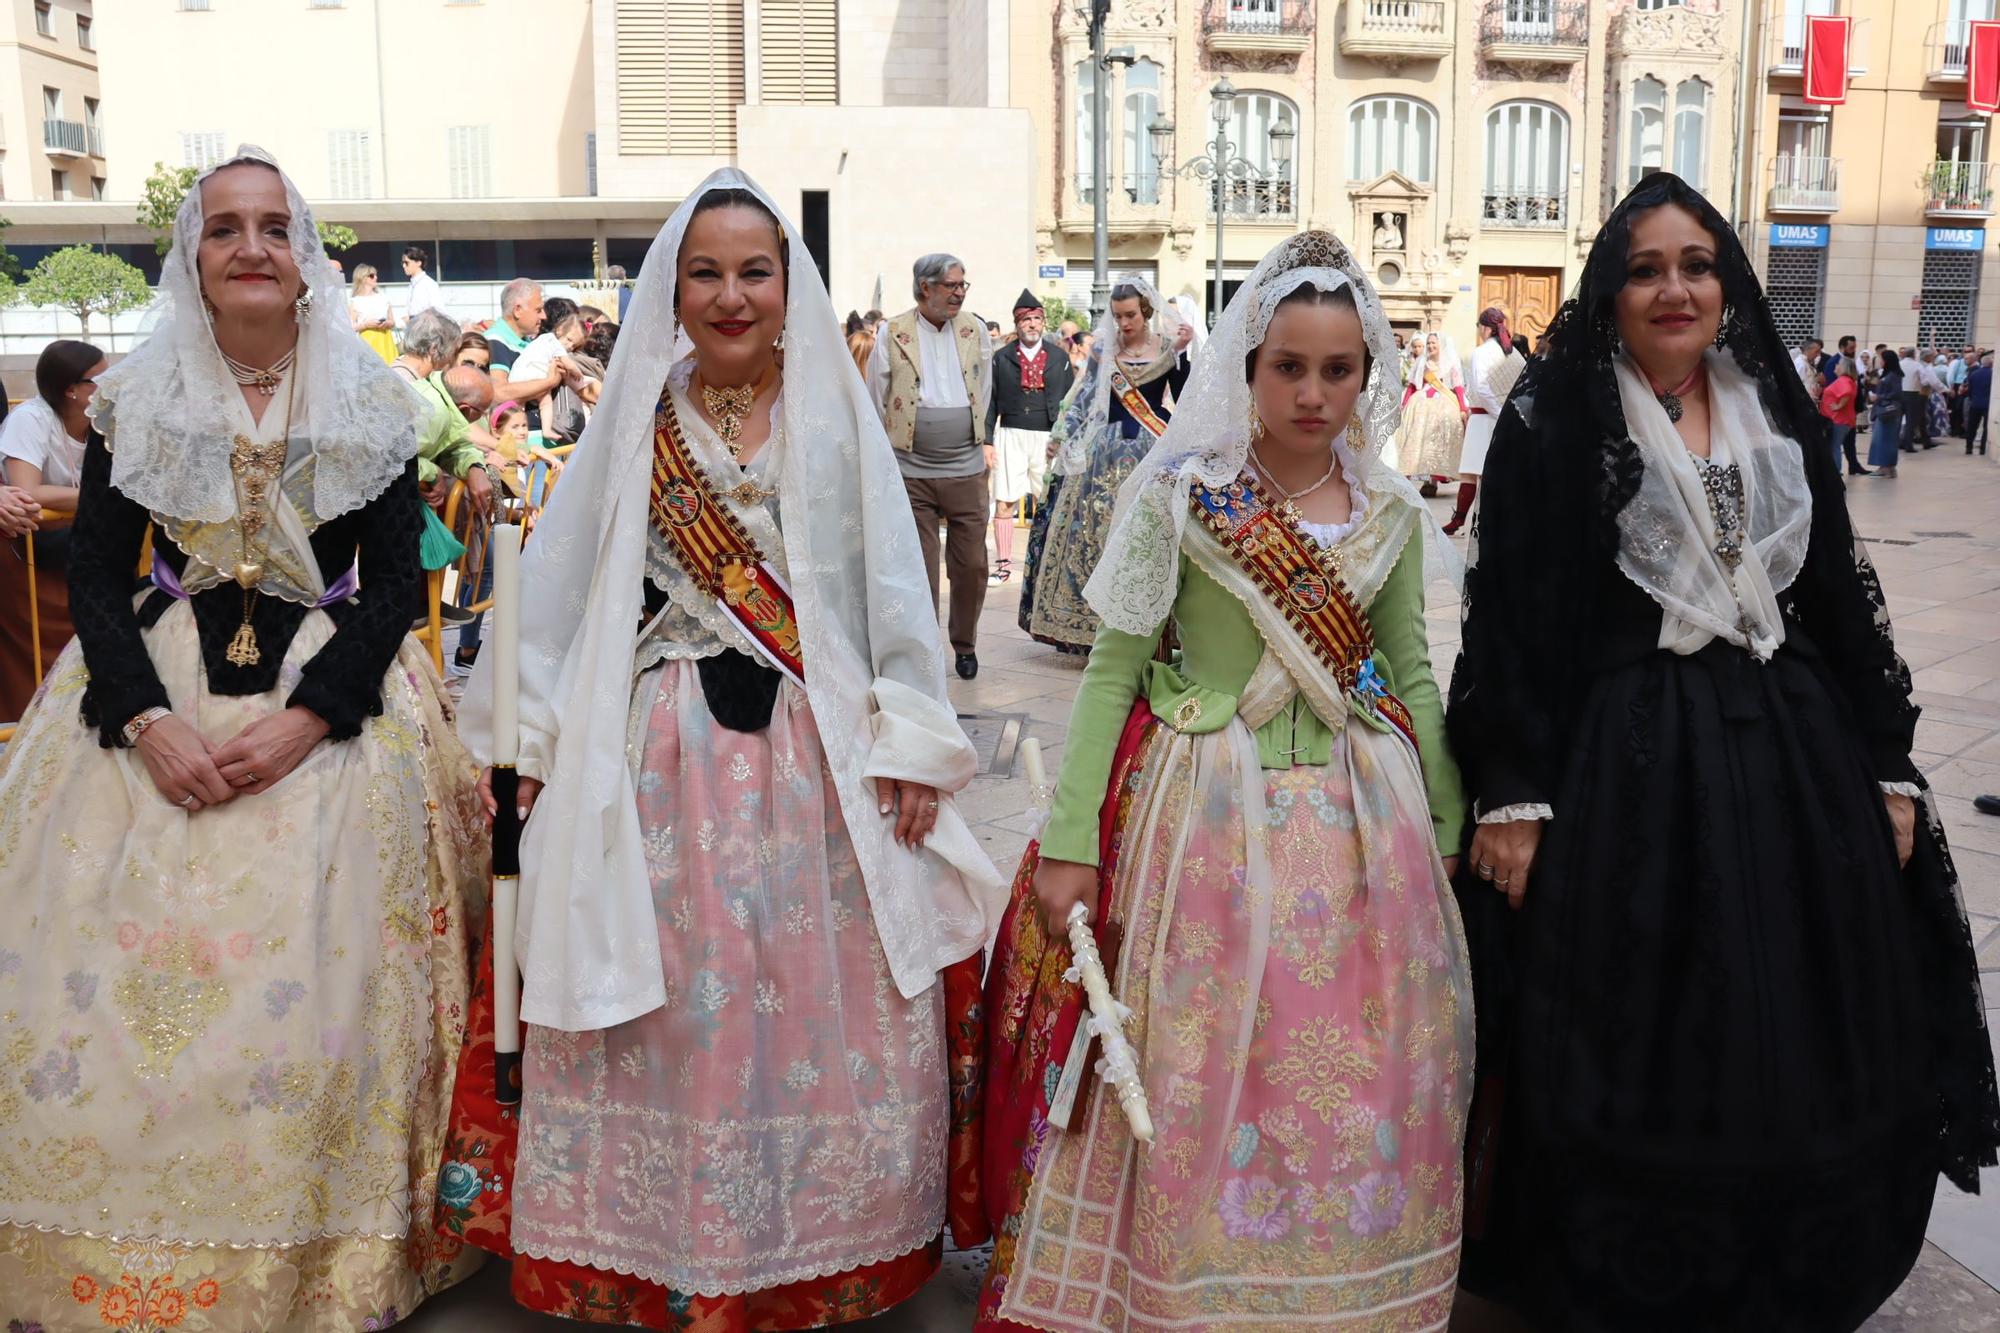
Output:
(1969, 20), (2000, 114)
(1801, 15), (1852, 106)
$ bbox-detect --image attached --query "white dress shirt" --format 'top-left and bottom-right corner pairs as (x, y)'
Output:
(406, 269), (442, 319)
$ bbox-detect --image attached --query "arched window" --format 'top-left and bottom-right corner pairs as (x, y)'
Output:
(1348, 96), (1437, 184)
(1217, 91), (1298, 218)
(1626, 77), (1665, 189)
(1124, 58), (1163, 205)
(1073, 58), (1095, 203)
(1673, 78), (1709, 189)
(1483, 100), (1569, 227)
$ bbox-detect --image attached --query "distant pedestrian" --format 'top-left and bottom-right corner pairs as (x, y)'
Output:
(1820, 355), (1863, 477)
(403, 244), (442, 317)
(866, 252), (995, 679)
(1968, 351), (1991, 455)
(984, 289), (1076, 586)
(1870, 348), (1905, 476)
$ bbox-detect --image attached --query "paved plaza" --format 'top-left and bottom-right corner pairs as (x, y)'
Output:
(412, 435), (2000, 1332)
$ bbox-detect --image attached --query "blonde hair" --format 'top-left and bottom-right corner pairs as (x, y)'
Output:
(351, 262), (378, 293)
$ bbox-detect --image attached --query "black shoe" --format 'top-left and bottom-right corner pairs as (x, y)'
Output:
(955, 653), (978, 680)
(1975, 794), (2000, 817)
(411, 604), (477, 631)
(1850, 467), (1873, 476)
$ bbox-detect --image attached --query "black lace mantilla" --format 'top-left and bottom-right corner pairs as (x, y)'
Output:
(68, 433), (425, 747)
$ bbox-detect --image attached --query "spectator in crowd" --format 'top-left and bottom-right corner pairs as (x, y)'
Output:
(486, 278), (566, 437)
(508, 295), (589, 440)
(0, 339), (104, 716)
(390, 309), (494, 520)
(349, 263), (398, 363)
(867, 251), (995, 680)
(1870, 348), (1906, 477)
(454, 330), (490, 370)
(547, 305), (609, 445)
(581, 320), (619, 366)
(985, 319), (1006, 345)
(845, 311), (865, 337)
(1899, 345), (1938, 451)
(576, 304), (609, 329)
(1947, 343), (1975, 435)
(444, 363), (496, 434)
(1069, 329), (1094, 372)
(848, 319), (876, 379)
(1791, 336), (1818, 383)
(1968, 351), (1992, 456)
(864, 308), (885, 334)
(606, 263), (633, 321)
(403, 245), (442, 317)
(1820, 355), (1864, 478)
(1057, 318), (1079, 344)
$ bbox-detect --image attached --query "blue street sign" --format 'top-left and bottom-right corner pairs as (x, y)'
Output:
(1768, 223), (1829, 249)
(1038, 264), (1066, 279)
(1927, 227), (1986, 251)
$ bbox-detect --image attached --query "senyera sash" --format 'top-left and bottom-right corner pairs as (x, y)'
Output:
(1186, 472), (1418, 752)
(1108, 366), (1170, 439)
(647, 388), (806, 687)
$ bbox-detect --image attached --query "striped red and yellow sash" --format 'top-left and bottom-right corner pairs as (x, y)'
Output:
(647, 389), (806, 686)
(1186, 473), (1418, 751)
(1109, 367), (1171, 439)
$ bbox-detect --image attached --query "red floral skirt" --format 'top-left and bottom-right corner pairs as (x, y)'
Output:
(438, 930), (989, 1330)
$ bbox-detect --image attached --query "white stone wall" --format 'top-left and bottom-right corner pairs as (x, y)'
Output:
(840, 0), (950, 107)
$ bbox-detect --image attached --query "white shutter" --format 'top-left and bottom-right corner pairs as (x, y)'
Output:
(447, 125), (492, 198)
(668, 0), (744, 154)
(617, 0), (670, 155)
(327, 129), (374, 199)
(758, 0), (837, 105)
(181, 131), (225, 169)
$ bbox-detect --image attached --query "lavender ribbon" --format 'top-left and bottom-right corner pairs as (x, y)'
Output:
(151, 560), (359, 607)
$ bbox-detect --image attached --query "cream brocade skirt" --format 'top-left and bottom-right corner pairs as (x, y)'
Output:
(0, 601), (486, 1331)
(1394, 387), (1464, 478)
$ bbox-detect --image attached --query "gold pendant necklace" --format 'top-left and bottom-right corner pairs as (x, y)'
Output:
(224, 371), (298, 667)
(700, 382), (757, 454)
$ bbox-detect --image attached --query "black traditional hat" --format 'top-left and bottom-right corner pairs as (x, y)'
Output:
(1013, 288), (1043, 315)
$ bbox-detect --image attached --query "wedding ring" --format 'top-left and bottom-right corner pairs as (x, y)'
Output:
(243, 772), (259, 785)
(925, 800), (940, 811)
(1497, 877), (1514, 890)
(1476, 861), (1495, 879)
(178, 794), (198, 808)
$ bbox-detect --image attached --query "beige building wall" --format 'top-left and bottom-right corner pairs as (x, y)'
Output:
(1744, 0), (2000, 350)
(96, 0), (591, 202)
(0, 0), (101, 203)
(1016, 0), (1745, 341)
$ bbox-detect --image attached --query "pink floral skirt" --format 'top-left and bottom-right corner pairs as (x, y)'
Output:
(989, 716), (1473, 1332)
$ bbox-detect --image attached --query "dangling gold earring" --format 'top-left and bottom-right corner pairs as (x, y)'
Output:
(201, 291), (219, 320)
(774, 328), (785, 352)
(293, 287), (313, 321)
(1248, 402), (1265, 441)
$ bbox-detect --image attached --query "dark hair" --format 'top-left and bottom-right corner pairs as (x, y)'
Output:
(864, 309), (884, 323)
(582, 321), (619, 364)
(845, 311), (865, 336)
(36, 339), (103, 413)
(1477, 306), (1513, 352)
(455, 330), (489, 360)
(1243, 281), (1369, 383)
(403, 245), (428, 268)
(686, 188), (790, 270)
(1880, 348), (1903, 376)
(542, 296), (581, 335)
(576, 304), (607, 324)
(1840, 334), (1856, 348)
(1109, 283), (1154, 319)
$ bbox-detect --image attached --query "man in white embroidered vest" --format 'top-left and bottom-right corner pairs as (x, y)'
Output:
(868, 252), (996, 679)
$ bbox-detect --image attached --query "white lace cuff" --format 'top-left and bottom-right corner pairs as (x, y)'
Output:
(1478, 803), (1554, 824)
(1879, 781), (1923, 799)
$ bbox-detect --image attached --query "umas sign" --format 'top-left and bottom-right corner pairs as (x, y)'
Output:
(1926, 227), (1987, 251)
(1769, 224), (1829, 249)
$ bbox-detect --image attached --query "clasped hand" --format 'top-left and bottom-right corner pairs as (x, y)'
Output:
(138, 706), (329, 811)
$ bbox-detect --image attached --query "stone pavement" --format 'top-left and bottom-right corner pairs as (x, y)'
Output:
(409, 434), (2000, 1331)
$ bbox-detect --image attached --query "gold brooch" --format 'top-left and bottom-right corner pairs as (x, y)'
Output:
(1171, 696), (1204, 731)
(701, 382), (757, 456)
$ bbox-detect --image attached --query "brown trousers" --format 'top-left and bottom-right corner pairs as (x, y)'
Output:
(904, 471), (989, 655)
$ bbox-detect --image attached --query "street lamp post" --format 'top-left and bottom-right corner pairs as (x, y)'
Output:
(1150, 79), (1296, 327)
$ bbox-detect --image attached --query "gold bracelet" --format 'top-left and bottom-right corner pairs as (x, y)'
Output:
(121, 706), (171, 747)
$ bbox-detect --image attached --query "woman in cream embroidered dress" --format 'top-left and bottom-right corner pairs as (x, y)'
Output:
(437, 170), (1003, 1329)
(0, 148), (485, 1329)
(978, 231), (1473, 1333)
(1395, 332), (1466, 482)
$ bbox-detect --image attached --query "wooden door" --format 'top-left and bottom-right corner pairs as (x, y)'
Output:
(1477, 267), (1564, 342)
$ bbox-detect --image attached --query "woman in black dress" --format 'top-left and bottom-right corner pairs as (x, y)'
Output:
(1448, 171), (1999, 1331)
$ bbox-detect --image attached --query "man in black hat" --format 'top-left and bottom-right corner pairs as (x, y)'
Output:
(984, 289), (1077, 584)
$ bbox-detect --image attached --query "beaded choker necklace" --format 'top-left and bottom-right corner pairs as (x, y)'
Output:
(220, 344), (298, 398)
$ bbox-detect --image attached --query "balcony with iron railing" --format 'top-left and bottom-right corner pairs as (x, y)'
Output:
(1768, 155), (1840, 213)
(1339, 0), (1452, 62)
(1764, 2), (1868, 77)
(1927, 19), (1985, 82)
(1925, 159), (1995, 217)
(1213, 175), (1297, 222)
(41, 118), (101, 158)
(1479, 0), (1589, 65)
(1481, 191), (1566, 228)
(1201, 0), (1313, 54)
(1062, 171), (1174, 234)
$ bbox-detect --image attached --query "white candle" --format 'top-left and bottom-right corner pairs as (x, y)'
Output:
(490, 523), (523, 765)
(1020, 736), (1048, 790)
(1066, 901), (1154, 1144)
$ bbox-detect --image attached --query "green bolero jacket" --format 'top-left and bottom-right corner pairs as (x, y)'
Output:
(1039, 531), (1466, 867)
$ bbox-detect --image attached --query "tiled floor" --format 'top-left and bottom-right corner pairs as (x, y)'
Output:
(409, 435), (2000, 1330)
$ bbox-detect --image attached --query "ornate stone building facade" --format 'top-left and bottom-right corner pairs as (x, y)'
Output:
(1009, 0), (1746, 341)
